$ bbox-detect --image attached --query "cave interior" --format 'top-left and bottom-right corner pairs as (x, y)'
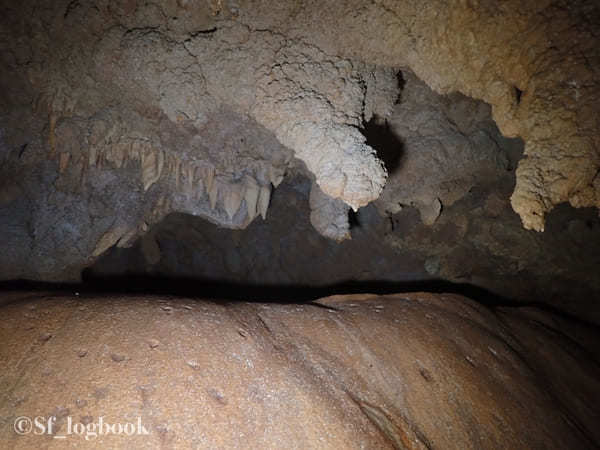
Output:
(1, 0), (600, 448)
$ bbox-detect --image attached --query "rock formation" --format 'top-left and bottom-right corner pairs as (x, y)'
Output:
(2, 1), (598, 258)
(1, 291), (598, 448)
(233, 0), (600, 232)
(373, 71), (521, 225)
(2, 3), (600, 448)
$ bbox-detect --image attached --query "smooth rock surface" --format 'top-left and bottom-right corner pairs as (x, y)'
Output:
(1, 291), (598, 449)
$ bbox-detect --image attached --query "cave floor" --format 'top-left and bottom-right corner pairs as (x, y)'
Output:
(0, 290), (598, 449)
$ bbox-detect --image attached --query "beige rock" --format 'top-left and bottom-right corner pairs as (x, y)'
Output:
(130, 140), (144, 162)
(58, 152), (70, 174)
(92, 225), (127, 257)
(88, 146), (98, 167)
(418, 198), (442, 226)
(257, 184), (271, 220)
(105, 142), (127, 169)
(203, 165), (215, 195)
(223, 184), (243, 220)
(238, 1), (600, 230)
(208, 179), (219, 209)
(184, 163), (194, 195)
(115, 226), (140, 249)
(243, 176), (260, 218)
(174, 156), (181, 189)
(309, 182), (351, 241)
(141, 149), (164, 191)
(193, 165), (204, 197)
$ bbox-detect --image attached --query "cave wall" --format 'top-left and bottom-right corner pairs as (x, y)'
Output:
(0, 0), (402, 279)
(89, 75), (600, 321)
(235, 0), (600, 231)
(1, 0), (599, 316)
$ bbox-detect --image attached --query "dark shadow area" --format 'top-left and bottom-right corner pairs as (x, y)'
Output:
(0, 276), (510, 306)
(348, 208), (361, 228)
(2, 275), (598, 328)
(514, 86), (523, 105)
(360, 116), (404, 174)
(394, 70), (406, 104)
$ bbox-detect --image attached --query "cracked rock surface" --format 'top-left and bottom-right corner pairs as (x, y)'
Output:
(0, 0), (402, 279)
(1, 291), (598, 448)
(87, 70), (600, 322)
(235, 0), (600, 231)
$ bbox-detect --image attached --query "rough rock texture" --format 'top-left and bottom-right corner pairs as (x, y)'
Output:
(89, 79), (600, 322)
(1, 291), (598, 449)
(89, 173), (427, 287)
(91, 170), (600, 323)
(0, 0), (408, 279)
(374, 71), (523, 224)
(309, 182), (352, 242)
(0, 0), (398, 218)
(233, 0), (600, 231)
(1, 0), (600, 316)
(1, 0), (598, 235)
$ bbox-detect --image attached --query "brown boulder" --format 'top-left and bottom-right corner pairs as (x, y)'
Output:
(0, 291), (598, 448)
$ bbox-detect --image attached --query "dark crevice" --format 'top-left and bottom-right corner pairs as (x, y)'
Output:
(0, 275), (586, 328)
(63, 0), (81, 19)
(395, 70), (406, 104)
(189, 27), (218, 37)
(18, 143), (28, 158)
(0, 276), (570, 312)
(515, 86), (523, 104)
(360, 116), (404, 175)
(348, 209), (361, 229)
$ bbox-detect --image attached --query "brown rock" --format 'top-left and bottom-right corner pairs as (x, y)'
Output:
(0, 292), (597, 449)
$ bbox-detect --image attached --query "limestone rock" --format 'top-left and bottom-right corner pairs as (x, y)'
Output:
(236, 0), (600, 230)
(223, 184), (243, 220)
(257, 184), (271, 220)
(243, 176), (260, 219)
(92, 225), (128, 258)
(309, 182), (351, 242)
(418, 198), (442, 226)
(1, 0), (599, 281)
(374, 71), (519, 225)
(140, 149), (165, 192)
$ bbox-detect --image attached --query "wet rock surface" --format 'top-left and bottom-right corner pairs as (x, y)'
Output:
(0, 291), (598, 449)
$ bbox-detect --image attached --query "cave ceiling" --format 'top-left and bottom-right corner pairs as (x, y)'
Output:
(0, 0), (599, 280)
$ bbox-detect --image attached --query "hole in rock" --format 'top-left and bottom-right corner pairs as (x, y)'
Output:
(348, 208), (361, 229)
(515, 86), (523, 104)
(361, 116), (405, 175)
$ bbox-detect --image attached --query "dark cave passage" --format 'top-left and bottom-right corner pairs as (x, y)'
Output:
(22, 275), (519, 308)
(360, 116), (404, 176)
(80, 168), (600, 322)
